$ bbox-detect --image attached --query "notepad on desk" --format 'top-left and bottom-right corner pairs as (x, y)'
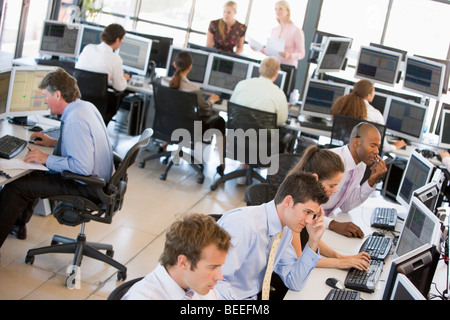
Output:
(0, 159), (48, 171)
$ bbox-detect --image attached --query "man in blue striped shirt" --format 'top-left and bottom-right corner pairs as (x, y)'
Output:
(0, 68), (113, 249)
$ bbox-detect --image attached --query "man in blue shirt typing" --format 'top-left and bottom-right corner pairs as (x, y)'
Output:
(216, 172), (328, 300)
(0, 68), (113, 249)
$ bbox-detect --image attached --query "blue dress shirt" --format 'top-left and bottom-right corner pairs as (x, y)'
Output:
(216, 200), (321, 300)
(45, 99), (113, 182)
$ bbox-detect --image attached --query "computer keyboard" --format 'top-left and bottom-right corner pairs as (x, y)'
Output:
(325, 289), (361, 300)
(42, 126), (61, 140)
(359, 235), (393, 260)
(0, 135), (27, 159)
(299, 120), (332, 131)
(370, 207), (397, 230)
(344, 259), (384, 293)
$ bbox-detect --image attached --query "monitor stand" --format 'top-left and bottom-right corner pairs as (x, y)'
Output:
(305, 116), (330, 126)
(8, 116), (36, 126)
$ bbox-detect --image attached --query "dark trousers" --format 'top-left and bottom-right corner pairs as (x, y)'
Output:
(0, 171), (98, 248)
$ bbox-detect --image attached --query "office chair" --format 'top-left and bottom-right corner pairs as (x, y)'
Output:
(107, 276), (144, 300)
(210, 101), (278, 191)
(138, 82), (205, 183)
(25, 129), (153, 286)
(72, 68), (123, 125)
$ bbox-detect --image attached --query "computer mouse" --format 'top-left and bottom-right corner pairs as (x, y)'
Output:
(28, 126), (43, 132)
(325, 277), (341, 289)
(29, 137), (42, 144)
(372, 231), (385, 237)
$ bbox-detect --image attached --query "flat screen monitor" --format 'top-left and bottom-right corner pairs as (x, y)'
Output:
(413, 181), (441, 214)
(389, 274), (426, 300)
(316, 37), (352, 73)
(77, 24), (103, 56)
(280, 63), (297, 98)
(415, 54), (450, 95)
(301, 79), (349, 120)
(385, 97), (427, 142)
(250, 63), (286, 91)
(438, 109), (450, 149)
(204, 54), (251, 95)
(39, 20), (82, 59)
(119, 34), (152, 76)
(166, 46), (210, 85)
(434, 102), (450, 135)
(355, 46), (402, 86)
(128, 31), (173, 68)
(403, 55), (446, 100)
(394, 196), (441, 259)
(383, 243), (440, 300)
(5, 66), (55, 125)
(370, 91), (390, 120)
(0, 69), (11, 119)
(396, 151), (434, 209)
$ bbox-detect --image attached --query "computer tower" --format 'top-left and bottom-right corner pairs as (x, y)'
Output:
(382, 159), (407, 200)
(114, 95), (144, 136)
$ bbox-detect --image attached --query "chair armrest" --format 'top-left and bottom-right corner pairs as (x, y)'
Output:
(61, 171), (107, 188)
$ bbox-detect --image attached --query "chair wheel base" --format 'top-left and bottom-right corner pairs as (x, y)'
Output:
(138, 161), (145, 168)
(117, 271), (127, 281)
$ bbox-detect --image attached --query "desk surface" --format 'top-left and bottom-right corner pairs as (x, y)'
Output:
(284, 196), (448, 300)
(0, 116), (58, 186)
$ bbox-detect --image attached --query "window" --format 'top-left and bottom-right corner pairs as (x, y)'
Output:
(138, 0), (192, 29)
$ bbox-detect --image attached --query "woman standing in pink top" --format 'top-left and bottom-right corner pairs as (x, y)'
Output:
(265, 1), (305, 68)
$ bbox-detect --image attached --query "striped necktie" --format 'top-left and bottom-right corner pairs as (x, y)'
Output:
(261, 230), (283, 300)
(182, 288), (194, 300)
(326, 168), (356, 216)
(53, 121), (64, 156)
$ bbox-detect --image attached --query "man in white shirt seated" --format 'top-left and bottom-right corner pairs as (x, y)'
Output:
(322, 122), (387, 238)
(122, 214), (231, 300)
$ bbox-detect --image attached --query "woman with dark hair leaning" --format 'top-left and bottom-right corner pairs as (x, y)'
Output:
(289, 145), (371, 271)
(161, 51), (227, 176)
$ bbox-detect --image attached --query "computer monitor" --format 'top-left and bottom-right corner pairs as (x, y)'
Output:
(438, 109), (450, 149)
(119, 34), (152, 76)
(434, 102), (450, 135)
(383, 243), (440, 300)
(413, 181), (441, 214)
(77, 24), (103, 56)
(396, 151), (434, 209)
(204, 54), (251, 96)
(300, 79), (349, 120)
(249, 63), (286, 91)
(403, 55), (446, 100)
(415, 54), (450, 95)
(394, 196), (441, 259)
(371, 92), (391, 120)
(0, 69), (11, 119)
(389, 274), (426, 300)
(5, 66), (55, 125)
(39, 20), (82, 59)
(316, 37), (352, 73)
(385, 97), (427, 143)
(280, 63), (297, 98)
(128, 31), (173, 68)
(355, 45), (403, 86)
(166, 46), (210, 85)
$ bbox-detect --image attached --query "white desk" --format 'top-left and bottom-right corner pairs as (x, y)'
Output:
(284, 196), (448, 300)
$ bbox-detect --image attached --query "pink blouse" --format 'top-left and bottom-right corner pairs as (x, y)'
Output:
(270, 22), (305, 68)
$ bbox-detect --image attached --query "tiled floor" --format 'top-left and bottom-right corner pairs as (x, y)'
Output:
(0, 128), (249, 300)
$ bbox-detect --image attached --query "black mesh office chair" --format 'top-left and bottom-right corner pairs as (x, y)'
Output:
(210, 101), (278, 190)
(72, 68), (123, 125)
(107, 276), (144, 300)
(138, 82), (205, 183)
(25, 129), (153, 286)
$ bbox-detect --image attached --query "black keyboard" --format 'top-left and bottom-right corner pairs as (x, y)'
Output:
(325, 289), (361, 300)
(0, 135), (27, 159)
(299, 120), (332, 131)
(370, 207), (397, 230)
(359, 236), (393, 260)
(344, 259), (384, 293)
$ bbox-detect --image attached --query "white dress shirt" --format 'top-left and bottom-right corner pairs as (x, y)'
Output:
(322, 145), (376, 228)
(121, 264), (221, 300)
(75, 42), (128, 92)
(230, 76), (288, 126)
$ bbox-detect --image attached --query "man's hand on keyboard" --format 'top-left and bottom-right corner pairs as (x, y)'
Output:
(30, 132), (57, 147)
(24, 147), (49, 165)
(338, 252), (371, 271)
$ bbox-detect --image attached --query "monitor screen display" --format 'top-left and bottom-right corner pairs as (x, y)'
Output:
(205, 54), (250, 94)
(390, 274), (426, 300)
(403, 55), (446, 100)
(396, 151), (434, 209)
(119, 34), (152, 76)
(250, 63), (286, 91)
(394, 197), (441, 259)
(39, 20), (81, 58)
(370, 92), (390, 119)
(167, 46), (210, 84)
(439, 109), (450, 149)
(385, 97), (427, 142)
(0, 69), (11, 118)
(316, 37), (352, 73)
(355, 46), (402, 86)
(301, 79), (348, 119)
(77, 24), (103, 56)
(5, 67), (56, 119)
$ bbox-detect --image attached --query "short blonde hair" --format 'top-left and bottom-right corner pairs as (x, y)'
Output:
(276, 1), (291, 23)
(259, 56), (281, 79)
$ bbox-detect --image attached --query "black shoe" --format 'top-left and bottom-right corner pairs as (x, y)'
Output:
(10, 225), (27, 240)
(216, 165), (225, 177)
